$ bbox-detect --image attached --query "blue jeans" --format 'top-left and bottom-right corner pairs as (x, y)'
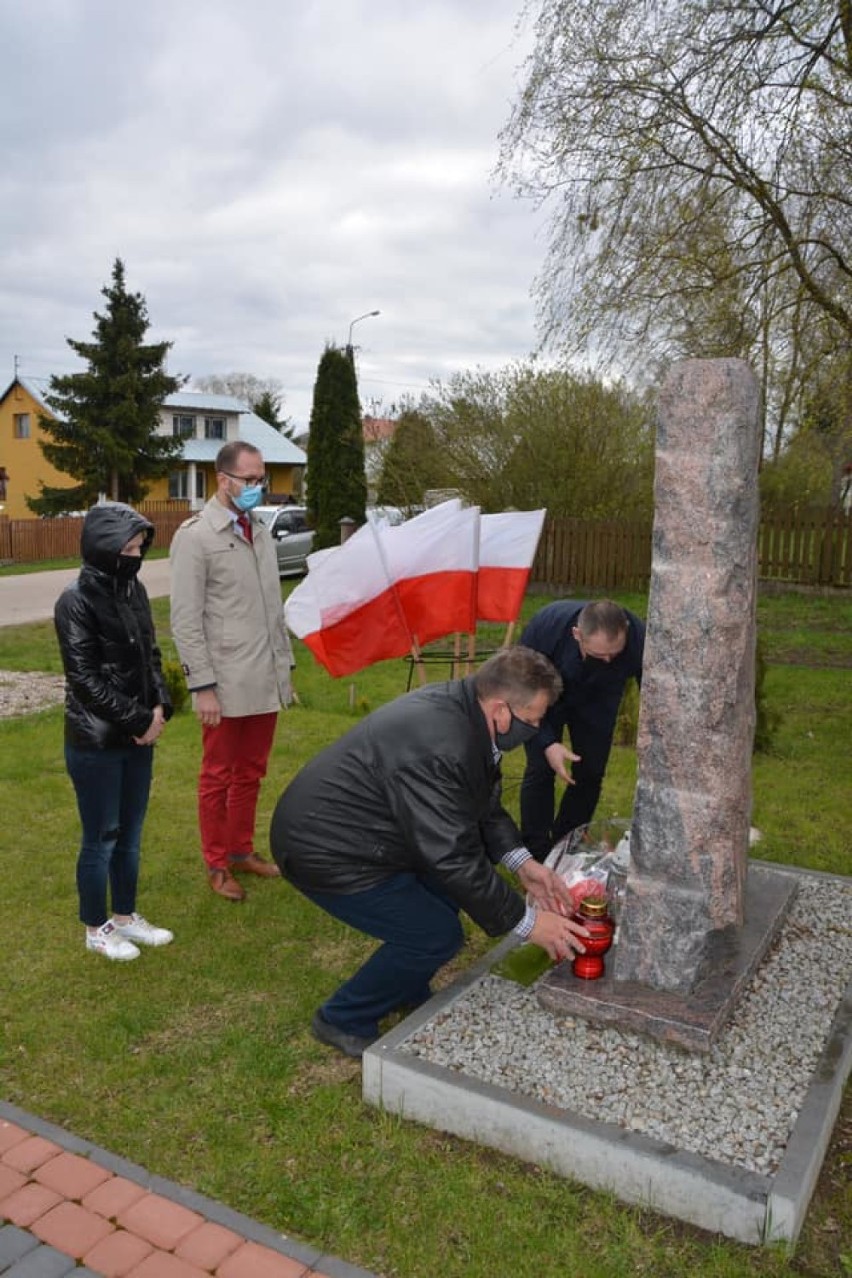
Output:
(302, 873), (464, 1039)
(65, 743), (153, 927)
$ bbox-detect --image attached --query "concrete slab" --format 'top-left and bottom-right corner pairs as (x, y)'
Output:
(537, 863), (798, 1051)
(362, 866), (852, 1247)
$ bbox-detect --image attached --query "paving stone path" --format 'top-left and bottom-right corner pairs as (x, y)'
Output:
(0, 1103), (377, 1278)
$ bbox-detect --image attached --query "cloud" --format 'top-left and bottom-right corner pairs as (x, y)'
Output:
(0, 0), (547, 423)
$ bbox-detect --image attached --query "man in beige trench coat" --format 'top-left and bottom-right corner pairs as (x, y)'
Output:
(170, 441), (293, 901)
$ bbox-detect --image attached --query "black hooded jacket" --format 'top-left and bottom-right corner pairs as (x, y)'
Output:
(54, 503), (172, 750)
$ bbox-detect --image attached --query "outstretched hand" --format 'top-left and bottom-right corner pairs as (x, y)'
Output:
(516, 858), (573, 915)
(544, 741), (580, 783)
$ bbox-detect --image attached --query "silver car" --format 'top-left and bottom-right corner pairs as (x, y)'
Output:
(255, 505), (315, 576)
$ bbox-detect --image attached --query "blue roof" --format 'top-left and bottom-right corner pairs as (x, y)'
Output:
(164, 390), (247, 414)
(163, 393), (306, 465)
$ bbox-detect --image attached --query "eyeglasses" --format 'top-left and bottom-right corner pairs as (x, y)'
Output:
(223, 471), (267, 488)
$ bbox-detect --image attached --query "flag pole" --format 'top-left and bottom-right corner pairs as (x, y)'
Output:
(410, 636), (427, 685)
(502, 620), (517, 648)
(452, 632), (461, 679)
(367, 515), (425, 686)
(465, 630), (477, 675)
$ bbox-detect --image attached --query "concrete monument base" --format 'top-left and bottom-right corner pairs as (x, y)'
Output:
(362, 865), (851, 1247)
(536, 863), (798, 1051)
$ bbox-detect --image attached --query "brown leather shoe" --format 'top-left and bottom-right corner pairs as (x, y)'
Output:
(208, 868), (246, 901)
(229, 853), (281, 879)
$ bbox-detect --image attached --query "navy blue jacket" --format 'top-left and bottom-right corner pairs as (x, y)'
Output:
(520, 600), (644, 750)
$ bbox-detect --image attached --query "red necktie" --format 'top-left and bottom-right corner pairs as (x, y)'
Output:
(236, 513), (253, 544)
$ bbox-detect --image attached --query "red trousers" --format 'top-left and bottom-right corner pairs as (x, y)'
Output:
(199, 713), (278, 870)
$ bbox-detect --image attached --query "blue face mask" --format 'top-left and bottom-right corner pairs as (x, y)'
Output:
(232, 484), (263, 512)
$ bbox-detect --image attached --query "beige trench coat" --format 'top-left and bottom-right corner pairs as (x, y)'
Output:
(170, 497), (293, 717)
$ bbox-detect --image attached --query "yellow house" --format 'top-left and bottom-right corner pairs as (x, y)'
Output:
(0, 377), (77, 519)
(0, 384), (306, 517)
(144, 391), (306, 510)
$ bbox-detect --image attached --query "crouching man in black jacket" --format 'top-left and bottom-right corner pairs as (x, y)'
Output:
(270, 646), (589, 1058)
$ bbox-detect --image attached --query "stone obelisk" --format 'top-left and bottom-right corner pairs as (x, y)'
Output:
(612, 358), (760, 992)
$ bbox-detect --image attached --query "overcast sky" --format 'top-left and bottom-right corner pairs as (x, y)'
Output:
(1, 0), (549, 428)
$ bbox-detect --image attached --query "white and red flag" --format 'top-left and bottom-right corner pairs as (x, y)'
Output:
(284, 501), (479, 677)
(476, 509), (546, 622)
(381, 501), (479, 647)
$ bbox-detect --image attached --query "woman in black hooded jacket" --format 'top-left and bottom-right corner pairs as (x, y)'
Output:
(54, 502), (174, 961)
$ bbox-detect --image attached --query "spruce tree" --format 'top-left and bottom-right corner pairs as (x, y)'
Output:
(306, 345), (367, 548)
(252, 388), (294, 434)
(28, 258), (183, 514)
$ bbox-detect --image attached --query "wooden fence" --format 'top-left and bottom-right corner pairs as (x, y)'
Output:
(532, 509), (851, 592)
(532, 519), (653, 593)
(1, 505), (850, 590)
(0, 502), (191, 564)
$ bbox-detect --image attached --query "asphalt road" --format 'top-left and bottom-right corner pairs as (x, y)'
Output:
(0, 558), (172, 627)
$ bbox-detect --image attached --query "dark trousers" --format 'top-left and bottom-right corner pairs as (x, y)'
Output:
(65, 743), (153, 927)
(301, 873), (464, 1040)
(520, 706), (617, 862)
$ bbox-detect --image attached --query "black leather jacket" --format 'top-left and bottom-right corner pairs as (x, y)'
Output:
(54, 503), (172, 750)
(270, 677), (526, 937)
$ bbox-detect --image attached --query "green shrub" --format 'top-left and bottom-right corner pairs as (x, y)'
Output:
(161, 658), (189, 713)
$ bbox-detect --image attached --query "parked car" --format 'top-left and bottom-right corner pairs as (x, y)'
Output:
(255, 505), (315, 576)
(366, 504), (407, 526)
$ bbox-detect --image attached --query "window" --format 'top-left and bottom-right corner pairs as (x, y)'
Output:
(204, 416), (225, 440)
(274, 510), (307, 535)
(168, 470), (206, 500)
(172, 415), (196, 439)
(13, 413), (30, 439)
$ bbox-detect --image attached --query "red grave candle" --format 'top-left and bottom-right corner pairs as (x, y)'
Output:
(571, 895), (615, 980)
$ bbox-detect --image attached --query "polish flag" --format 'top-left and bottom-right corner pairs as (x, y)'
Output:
(284, 501), (479, 677)
(381, 501), (479, 647)
(476, 510), (546, 623)
(283, 521), (409, 677)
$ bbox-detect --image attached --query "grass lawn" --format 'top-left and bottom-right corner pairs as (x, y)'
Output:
(0, 588), (850, 1278)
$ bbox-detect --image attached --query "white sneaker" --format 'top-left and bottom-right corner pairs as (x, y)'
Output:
(86, 921), (140, 961)
(112, 913), (174, 947)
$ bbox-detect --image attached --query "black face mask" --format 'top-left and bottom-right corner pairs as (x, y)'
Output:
(115, 554), (142, 580)
(581, 654), (609, 669)
(494, 707), (540, 752)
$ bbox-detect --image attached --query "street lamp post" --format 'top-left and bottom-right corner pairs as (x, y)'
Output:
(347, 309), (380, 358)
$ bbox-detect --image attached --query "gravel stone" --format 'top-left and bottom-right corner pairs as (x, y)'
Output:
(0, 671), (65, 718)
(400, 876), (852, 1177)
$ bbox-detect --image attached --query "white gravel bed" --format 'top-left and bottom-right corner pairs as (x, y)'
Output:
(400, 876), (852, 1176)
(0, 670), (65, 718)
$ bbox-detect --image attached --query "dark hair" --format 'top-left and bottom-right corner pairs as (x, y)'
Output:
(215, 441), (261, 474)
(577, 599), (628, 640)
(473, 646), (563, 706)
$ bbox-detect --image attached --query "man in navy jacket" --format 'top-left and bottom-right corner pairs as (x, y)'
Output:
(519, 599), (645, 861)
